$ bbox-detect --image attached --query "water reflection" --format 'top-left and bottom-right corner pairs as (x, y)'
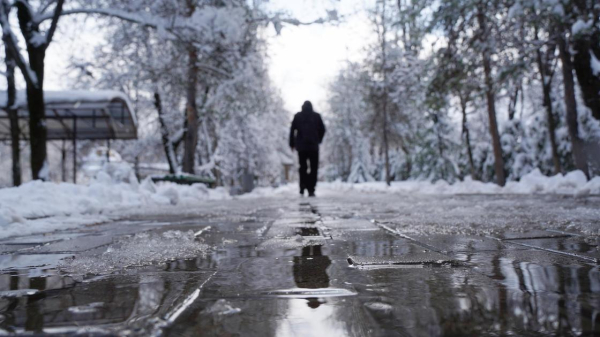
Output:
(334, 230), (600, 335)
(361, 252), (600, 335)
(293, 245), (331, 309)
(274, 245), (354, 337)
(0, 255), (216, 334)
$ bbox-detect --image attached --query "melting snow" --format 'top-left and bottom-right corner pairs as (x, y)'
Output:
(245, 169), (600, 198)
(1, 167), (598, 240)
(59, 230), (209, 275)
(204, 299), (242, 316)
(0, 162), (230, 239)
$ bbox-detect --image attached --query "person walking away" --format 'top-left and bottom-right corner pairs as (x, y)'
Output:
(289, 101), (326, 197)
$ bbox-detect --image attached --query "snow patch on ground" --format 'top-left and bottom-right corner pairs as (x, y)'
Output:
(256, 169), (600, 197)
(0, 162), (230, 239)
(1, 167), (598, 240)
(59, 230), (209, 275)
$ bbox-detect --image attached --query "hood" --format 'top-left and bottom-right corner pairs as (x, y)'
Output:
(301, 101), (314, 113)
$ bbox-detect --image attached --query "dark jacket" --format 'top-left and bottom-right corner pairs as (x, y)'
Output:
(289, 103), (326, 152)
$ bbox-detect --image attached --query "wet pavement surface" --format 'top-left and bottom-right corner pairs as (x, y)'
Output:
(0, 193), (600, 336)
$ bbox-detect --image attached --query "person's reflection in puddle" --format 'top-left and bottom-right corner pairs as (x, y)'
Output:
(306, 298), (325, 309)
(293, 245), (331, 309)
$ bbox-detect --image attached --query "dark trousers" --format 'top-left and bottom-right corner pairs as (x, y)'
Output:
(298, 150), (319, 193)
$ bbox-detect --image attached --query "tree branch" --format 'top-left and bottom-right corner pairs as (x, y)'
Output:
(38, 0), (55, 15)
(44, 0), (64, 47)
(197, 64), (233, 79)
(35, 7), (158, 28)
(0, 1), (38, 87)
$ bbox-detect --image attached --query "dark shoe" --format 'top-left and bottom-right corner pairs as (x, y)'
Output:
(308, 191), (316, 197)
(300, 190), (305, 196)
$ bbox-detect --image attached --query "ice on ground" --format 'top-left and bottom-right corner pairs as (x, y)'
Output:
(59, 230), (209, 275)
(204, 299), (242, 316)
(0, 289), (40, 298)
(364, 302), (394, 313)
(68, 302), (104, 314)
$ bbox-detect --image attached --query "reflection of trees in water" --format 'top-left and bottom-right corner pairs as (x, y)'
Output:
(0, 256), (218, 333)
(373, 252), (600, 335)
(293, 245), (331, 309)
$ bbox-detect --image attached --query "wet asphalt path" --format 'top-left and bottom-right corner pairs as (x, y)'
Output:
(0, 193), (600, 336)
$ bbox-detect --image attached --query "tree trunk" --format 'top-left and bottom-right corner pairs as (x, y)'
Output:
(459, 94), (476, 179)
(477, 5), (505, 186)
(154, 92), (177, 174)
(535, 48), (562, 175)
(400, 143), (411, 180)
(14, 1), (51, 181)
(557, 33), (589, 177)
(382, 99), (391, 186)
(507, 86), (519, 121)
(379, 0), (391, 186)
(4, 45), (21, 186)
(542, 82), (562, 175)
(182, 48), (199, 174)
(572, 32), (600, 120)
(61, 140), (66, 182)
(26, 47), (48, 180)
(134, 156), (140, 181)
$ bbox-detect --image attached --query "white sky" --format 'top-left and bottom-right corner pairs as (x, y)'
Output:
(8, 1), (374, 117)
(263, 0), (373, 114)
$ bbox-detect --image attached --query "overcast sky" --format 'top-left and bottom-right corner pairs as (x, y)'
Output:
(264, 0), (372, 114)
(24, 0), (375, 117)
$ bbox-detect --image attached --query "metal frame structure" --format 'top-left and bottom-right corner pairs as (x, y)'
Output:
(0, 91), (137, 182)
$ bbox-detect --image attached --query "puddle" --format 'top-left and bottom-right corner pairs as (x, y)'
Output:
(3, 197), (600, 335)
(258, 245), (355, 299)
(348, 254), (458, 268)
(0, 258), (216, 334)
(500, 236), (600, 263)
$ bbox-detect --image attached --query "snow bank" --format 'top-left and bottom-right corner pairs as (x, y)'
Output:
(1, 167), (598, 240)
(242, 169), (600, 198)
(342, 169), (600, 195)
(0, 162), (230, 239)
(319, 169), (600, 196)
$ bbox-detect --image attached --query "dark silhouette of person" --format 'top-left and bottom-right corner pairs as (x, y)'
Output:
(293, 245), (331, 309)
(289, 101), (326, 197)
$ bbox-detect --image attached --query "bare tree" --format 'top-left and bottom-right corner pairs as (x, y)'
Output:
(1, 5), (21, 186)
(557, 30), (589, 176)
(0, 0), (65, 181)
(476, 1), (505, 186)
